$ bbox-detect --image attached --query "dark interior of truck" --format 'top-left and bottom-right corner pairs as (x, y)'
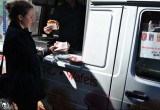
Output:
(32, 0), (87, 54)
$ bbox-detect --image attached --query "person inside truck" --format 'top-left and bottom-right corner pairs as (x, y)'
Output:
(44, 0), (86, 52)
(148, 20), (160, 32)
(3, 1), (57, 109)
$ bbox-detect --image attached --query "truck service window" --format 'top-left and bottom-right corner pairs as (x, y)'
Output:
(46, 0), (86, 53)
(136, 11), (160, 82)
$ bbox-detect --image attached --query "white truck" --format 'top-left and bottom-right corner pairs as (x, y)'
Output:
(2, 0), (160, 109)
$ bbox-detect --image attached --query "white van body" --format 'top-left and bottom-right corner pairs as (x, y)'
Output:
(41, 0), (160, 109)
(2, 0), (160, 109)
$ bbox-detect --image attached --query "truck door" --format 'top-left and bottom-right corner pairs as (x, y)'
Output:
(122, 7), (160, 109)
(81, 3), (123, 109)
(108, 6), (138, 110)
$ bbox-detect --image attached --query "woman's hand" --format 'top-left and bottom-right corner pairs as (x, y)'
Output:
(37, 47), (44, 55)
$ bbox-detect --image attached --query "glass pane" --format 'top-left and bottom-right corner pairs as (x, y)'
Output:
(27, 0), (41, 35)
(136, 11), (160, 81)
(30, 5), (41, 35)
(0, 0), (41, 38)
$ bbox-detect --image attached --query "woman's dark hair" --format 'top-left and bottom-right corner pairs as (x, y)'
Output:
(5, 0), (33, 21)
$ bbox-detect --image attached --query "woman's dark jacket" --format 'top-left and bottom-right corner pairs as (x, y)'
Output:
(3, 21), (51, 103)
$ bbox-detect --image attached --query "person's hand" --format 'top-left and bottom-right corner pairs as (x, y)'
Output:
(37, 47), (44, 55)
(37, 101), (46, 110)
(12, 102), (18, 110)
(149, 20), (152, 25)
(43, 26), (53, 34)
(49, 45), (58, 53)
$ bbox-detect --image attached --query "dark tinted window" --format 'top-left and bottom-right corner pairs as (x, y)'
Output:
(136, 11), (160, 81)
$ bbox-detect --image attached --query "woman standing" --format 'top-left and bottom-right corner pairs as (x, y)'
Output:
(3, 1), (55, 109)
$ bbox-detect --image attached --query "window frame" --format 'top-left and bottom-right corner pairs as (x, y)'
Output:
(134, 9), (160, 82)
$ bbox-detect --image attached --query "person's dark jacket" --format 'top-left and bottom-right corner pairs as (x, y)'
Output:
(3, 21), (51, 109)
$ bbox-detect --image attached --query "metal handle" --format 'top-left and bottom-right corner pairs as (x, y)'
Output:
(125, 90), (150, 101)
